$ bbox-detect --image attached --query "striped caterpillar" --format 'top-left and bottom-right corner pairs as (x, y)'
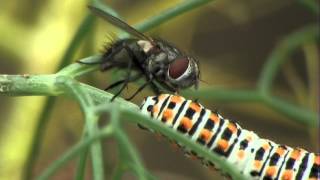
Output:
(139, 94), (319, 180)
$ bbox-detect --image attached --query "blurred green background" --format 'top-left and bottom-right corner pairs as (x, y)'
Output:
(0, 0), (318, 179)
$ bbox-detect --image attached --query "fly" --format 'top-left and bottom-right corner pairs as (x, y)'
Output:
(79, 5), (200, 101)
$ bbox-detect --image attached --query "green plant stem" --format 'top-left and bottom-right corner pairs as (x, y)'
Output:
(297, 0), (320, 15)
(183, 88), (317, 126)
(135, 0), (214, 33)
(183, 89), (262, 102)
(74, 134), (89, 180)
(108, 105), (150, 179)
(56, 77), (105, 180)
(57, 55), (100, 78)
(58, 14), (96, 70)
(1, 69), (316, 126)
(114, 129), (147, 179)
(87, 113), (105, 180)
(258, 25), (319, 95)
(303, 42), (319, 111)
(91, 0), (120, 18)
(91, 0), (214, 39)
(22, 14), (96, 180)
(0, 74), (59, 96)
(262, 94), (317, 126)
(117, 107), (248, 180)
(36, 126), (113, 180)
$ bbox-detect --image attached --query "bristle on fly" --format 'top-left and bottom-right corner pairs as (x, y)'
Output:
(100, 33), (118, 54)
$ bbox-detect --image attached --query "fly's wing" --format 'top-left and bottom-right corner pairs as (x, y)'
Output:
(88, 5), (153, 42)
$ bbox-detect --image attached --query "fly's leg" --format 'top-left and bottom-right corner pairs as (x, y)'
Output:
(110, 55), (133, 101)
(110, 41), (156, 101)
(125, 78), (153, 101)
(105, 73), (142, 91)
(158, 82), (176, 93)
(110, 43), (161, 100)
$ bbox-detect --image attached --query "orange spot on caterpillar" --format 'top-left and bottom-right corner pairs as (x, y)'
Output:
(210, 113), (219, 123)
(237, 150), (245, 159)
(291, 149), (301, 160)
(266, 166), (276, 177)
(153, 105), (159, 114)
(181, 117), (193, 130)
(315, 154), (320, 165)
(276, 146), (286, 156)
(254, 160), (262, 169)
(171, 95), (182, 103)
(189, 102), (201, 112)
(228, 123), (237, 134)
(281, 170), (293, 180)
(262, 143), (270, 150)
(200, 129), (212, 143)
(162, 109), (173, 122)
(217, 139), (229, 151)
(158, 94), (167, 100)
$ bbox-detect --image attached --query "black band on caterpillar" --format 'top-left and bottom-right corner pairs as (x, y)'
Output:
(140, 94), (320, 180)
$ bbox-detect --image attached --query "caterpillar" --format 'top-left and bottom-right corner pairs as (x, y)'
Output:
(139, 94), (319, 180)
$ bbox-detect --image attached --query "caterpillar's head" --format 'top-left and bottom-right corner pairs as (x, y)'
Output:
(139, 95), (166, 131)
(140, 95), (158, 117)
(140, 94), (171, 118)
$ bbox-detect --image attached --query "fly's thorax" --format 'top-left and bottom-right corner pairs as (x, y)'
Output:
(137, 40), (153, 53)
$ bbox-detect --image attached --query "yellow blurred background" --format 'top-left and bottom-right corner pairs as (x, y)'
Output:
(0, 0), (318, 179)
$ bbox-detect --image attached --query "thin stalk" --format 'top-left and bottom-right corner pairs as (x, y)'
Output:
(22, 14), (96, 180)
(56, 77), (105, 180)
(74, 140), (89, 180)
(258, 25), (319, 95)
(115, 130), (147, 179)
(36, 126), (113, 180)
(182, 89), (262, 102)
(135, 0), (214, 33)
(297, 0), (320, 15)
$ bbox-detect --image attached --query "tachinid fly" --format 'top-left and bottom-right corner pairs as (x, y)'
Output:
(79, 6), (200, 101)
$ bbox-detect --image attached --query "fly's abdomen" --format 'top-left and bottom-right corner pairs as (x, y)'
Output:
(140, 94), (319, 180)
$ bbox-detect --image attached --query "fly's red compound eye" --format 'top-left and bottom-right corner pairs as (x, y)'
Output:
(168, 58), (189, 79)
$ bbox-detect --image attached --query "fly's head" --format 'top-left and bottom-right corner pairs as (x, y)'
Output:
(138, 39), (200, 91)
(167, 56), (200, 90)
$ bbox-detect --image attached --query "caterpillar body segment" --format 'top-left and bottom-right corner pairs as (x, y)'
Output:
(139, 94), (319, 180)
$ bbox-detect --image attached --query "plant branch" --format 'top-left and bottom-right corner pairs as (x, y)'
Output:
(36, 126), (113, 180)
(135, 0), (214, 33)
(297, 0), (320, 15)
(56, 76), (105, 180)
(90, 0), (215, 39)
(22, 13), (97, 180)
(0, 74), (59, 96)
(257, 24), (319, 95)
(183, 88), (317, 127)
